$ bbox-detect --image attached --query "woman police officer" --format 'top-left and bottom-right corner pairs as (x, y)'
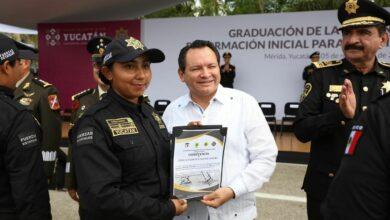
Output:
(70, 37), (187, 220)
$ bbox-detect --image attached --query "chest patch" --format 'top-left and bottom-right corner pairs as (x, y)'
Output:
(18, 132), (38, 149)
(106, 117), (139, 137)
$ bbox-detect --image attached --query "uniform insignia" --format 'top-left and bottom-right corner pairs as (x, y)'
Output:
(329, 85), (342, 93)
(313, 60), (342, 69)
(76, 127), (94, 145)
(23, 92), (35, 97)
(106, 117), (139, 137)
(345, 125), (363, 155)
(379, 61), (390, 68)
(32, 78), (52, 88)
(301, 83), (312, 101)
(22, 82), (30, 90)
(48, 94), (60, 110)
(19, 97), (32, 106)
(345, 0), (359, 14)
(381, 81), (390, 94)
(152, 112), (166, 129)
(125, 37), (145, 50)
(71, 88), (94, 101)
(18, 132), (38, 149)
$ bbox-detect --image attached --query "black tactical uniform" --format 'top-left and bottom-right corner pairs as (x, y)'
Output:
(294, 59), (390, 218)
(323, 92), (390, 219)
(220, 64), (236, 88)
(0, 85), (51, 220)
(65, 88), (100, 189)
(14, 73), (62, 182)
(70, 88), (175, 220)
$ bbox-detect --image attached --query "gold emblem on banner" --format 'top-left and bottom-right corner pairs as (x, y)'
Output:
(106, 117), (138, 137)
(115, 27), (129, 39)
(152, 112), (166, 129)
(345, 0), (359, 14)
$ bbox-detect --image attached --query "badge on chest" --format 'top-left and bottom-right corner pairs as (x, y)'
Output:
(106, 117), (139, 137)
(326, 85), (342, 103)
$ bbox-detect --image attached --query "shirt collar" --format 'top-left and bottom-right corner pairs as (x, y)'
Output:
(181, 84), (227, 109)
(16, 72), (30, 88)
(342, 58), (386, 77)
(107, 88), (146, 114)
(0, 85), (15, 98)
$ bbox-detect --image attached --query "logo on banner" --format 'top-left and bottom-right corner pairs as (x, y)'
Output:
(45, 28), (61, 46)
(115, 27), (129, 39)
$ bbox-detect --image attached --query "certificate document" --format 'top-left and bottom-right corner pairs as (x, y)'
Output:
(171, 125), (227, 200)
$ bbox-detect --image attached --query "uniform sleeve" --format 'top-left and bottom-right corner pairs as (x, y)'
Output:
(293, 70), (350, 143)
(39, 86), (62, 176)
(302, 67), (308, 81)
(71, 117), (175, 219)
(323, 101), (390, 219)
(5, 111), (51, 220)
(228, 95), (278, 197)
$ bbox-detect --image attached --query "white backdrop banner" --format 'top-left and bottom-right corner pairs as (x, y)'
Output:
(142, 10), (390, 118)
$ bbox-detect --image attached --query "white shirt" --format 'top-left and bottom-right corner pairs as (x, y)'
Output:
(163, 85), (278, 220)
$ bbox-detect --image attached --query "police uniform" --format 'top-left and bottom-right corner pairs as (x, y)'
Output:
(0, 34), (51, 220)
(70, 37), (174, 219)
(302, 51), (320, 82)
(70, 89), (175, 220)
(323, 92), (390, 219)
(65, 36), (111, 219)
(294, 1), (390, 219)
(14, 73), (62, 183)
(220, 52), (236, 88)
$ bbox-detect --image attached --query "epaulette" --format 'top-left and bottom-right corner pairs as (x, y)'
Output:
(71, 88), (94, 101)
(32, 77), (52, 88)
(1, 96), (25, 111)
(379, 61), (390, 68)
(313, 60), (342, 69)
(83, 98), (111, 117)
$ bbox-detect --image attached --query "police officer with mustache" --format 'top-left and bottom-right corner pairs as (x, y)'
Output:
(294, 0), (390, 219)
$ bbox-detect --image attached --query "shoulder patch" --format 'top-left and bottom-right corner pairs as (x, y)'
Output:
(379, 61), (390, 68)
(32, 77), (52, 88)
(71, 88), (94, 101)
(313, 60), (342, 69)
(345, 125), (363, 156)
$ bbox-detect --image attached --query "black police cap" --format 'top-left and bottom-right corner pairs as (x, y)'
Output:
(338, 0), (390, 29)
(87, 36), (112, 63)
(310, 51), (320, 58)
(102, 37), (164, 66)
(0, 34), (38, 64)
(223, 52), (232, 58)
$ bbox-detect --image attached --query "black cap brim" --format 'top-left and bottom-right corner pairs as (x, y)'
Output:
(113, 48), (165, 64)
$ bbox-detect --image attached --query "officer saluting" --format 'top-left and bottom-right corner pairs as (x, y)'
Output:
(65, 36), (111, 219)
(323, 79), (390, 219)
(0, 34), (51, 219)
(294, 0), (390, 219)
(13, 46), (62, 186)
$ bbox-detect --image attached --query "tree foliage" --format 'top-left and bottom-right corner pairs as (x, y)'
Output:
(144, 0), (390, 18)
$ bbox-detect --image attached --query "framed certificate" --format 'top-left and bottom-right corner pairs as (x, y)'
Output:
(171, 125), (227, 200)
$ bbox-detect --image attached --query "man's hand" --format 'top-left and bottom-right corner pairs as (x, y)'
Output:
(187, 121), (202, 126)
(68, 189), (79, 202)
(171, 199), (188, 216)
(201, 187), (235, 208)
(339, 79), (356, 119)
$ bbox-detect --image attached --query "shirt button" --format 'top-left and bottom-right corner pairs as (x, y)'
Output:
(329, 173), (335, 177)
(362, 106), (367, 111)
(335, 98), (339, 104)
(341, 120), (345, 126)
(363, 86), (368, 92)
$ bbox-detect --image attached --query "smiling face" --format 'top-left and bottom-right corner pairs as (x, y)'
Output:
(342, 26), (388, 65)
(179, 46), (220, 102)
(103, 55), (151, 104)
